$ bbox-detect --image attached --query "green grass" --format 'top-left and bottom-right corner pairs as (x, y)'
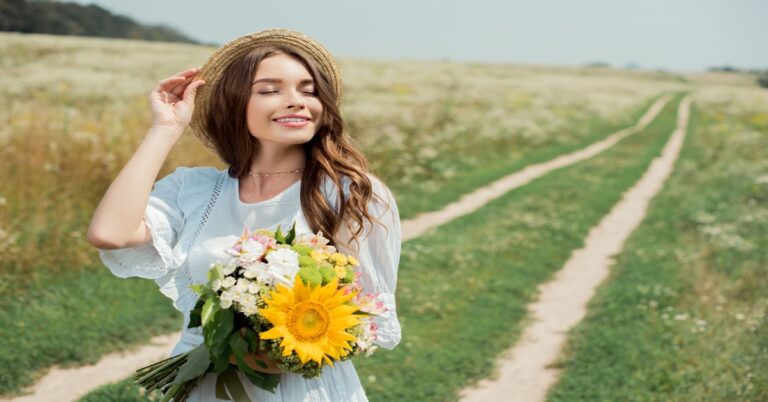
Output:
(0, 271), (180, 396)
(78, 96), (684, 401)
(546, 101), (768, 401)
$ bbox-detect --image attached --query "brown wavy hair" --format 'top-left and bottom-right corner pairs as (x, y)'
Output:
(202, 44), (389, 250)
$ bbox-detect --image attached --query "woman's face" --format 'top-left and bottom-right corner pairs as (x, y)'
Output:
(246, 53), (324, 147)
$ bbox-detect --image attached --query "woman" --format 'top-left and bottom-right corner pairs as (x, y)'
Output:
(87, 29), (402, 401)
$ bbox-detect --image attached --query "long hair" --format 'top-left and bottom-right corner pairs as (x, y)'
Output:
(203, 44), (388, 250)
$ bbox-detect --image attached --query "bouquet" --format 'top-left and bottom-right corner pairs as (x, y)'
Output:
(134, 222), (386, 402)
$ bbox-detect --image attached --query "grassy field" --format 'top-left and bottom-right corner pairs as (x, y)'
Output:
(546, 88), (768, 401)
(78, 96), (684, 401)
(0, 32), (686, 397)
(0, 32), (684, 292)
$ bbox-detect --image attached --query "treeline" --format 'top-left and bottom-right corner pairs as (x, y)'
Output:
(708, 65), (768, 89)
(0, 0), (204, 44)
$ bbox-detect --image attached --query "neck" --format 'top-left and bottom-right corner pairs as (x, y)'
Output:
(249, 142), (306, 175)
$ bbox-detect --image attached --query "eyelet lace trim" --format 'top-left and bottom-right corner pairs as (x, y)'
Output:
(156, 172), (226, 325)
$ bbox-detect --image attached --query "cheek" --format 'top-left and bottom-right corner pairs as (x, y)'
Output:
(310, 100), (324, 118)
(246, 100), (269, 124)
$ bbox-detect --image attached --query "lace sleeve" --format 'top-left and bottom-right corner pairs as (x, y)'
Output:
(97, 167), (187, 280)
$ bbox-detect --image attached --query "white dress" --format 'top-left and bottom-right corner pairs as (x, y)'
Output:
(97, 166), (402, 402)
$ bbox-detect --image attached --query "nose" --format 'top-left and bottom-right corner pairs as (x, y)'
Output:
(286, 89), (306, 109)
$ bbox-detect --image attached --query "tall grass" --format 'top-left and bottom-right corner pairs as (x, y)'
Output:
(0, 32), (685, 293)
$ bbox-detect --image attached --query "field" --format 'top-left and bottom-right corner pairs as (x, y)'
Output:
(0, 32), (764, 401)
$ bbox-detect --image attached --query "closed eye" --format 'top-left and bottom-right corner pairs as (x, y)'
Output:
(258, 91), (317, 95)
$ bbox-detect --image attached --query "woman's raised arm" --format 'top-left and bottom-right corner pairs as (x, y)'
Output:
(87, 67), (205, 249)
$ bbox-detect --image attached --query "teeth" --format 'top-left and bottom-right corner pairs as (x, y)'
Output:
(276, 118), (307, 123)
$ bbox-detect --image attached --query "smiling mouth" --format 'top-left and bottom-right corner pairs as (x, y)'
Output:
(273, 119), (310, 127)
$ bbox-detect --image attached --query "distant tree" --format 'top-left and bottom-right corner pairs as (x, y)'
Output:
(0, 0), (201, 44)
(0, 0), (29, 31)
(585, 61), (610, 68)
(758, 71), (768, 89)
(708, 65), (740, 73)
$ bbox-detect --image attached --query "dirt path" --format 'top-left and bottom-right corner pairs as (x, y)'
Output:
(459, 96), (691, 402)
(2, 95), (672, 402)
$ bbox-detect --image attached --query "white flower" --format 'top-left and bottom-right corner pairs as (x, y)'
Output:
(236, 293), (259, 316)
(221, 276), (236, 289)
(248, 282), (260, 294)
(237, 239), (266, 267)
(260, 247), (300, 287)
(355, 318), (379, 356)
(211, 279), (222, 292)
(220, 291), (234, 309)
(243, 262), (268, 279)
(222, 264), (237, 276)
(233, 278), (250, 293)
(266, 246), (300, 268)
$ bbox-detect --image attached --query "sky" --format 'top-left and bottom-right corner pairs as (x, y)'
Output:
(68, 0), (767, 73)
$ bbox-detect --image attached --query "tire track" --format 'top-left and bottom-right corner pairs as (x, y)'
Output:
(459, 96), (691, 402)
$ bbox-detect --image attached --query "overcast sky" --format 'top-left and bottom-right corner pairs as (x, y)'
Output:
(69, 0), (766, 72)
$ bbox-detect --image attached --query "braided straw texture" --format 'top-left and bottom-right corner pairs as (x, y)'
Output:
(190, 28), (343, 149)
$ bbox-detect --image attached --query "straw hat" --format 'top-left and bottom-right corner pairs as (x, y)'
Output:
(190, 28), (343, 149)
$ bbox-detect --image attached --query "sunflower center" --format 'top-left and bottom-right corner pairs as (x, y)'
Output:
(286, 301), (330, 342)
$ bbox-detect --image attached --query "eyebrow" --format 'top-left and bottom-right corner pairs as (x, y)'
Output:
(251, 78), (315, 85)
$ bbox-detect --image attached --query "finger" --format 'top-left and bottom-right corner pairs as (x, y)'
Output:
(169, 67), (199, 78)
(154, 69), (199, 92)
(168, 75), (196, 98)
(153, 76), (186, 94)
(181, 80), (206, 103)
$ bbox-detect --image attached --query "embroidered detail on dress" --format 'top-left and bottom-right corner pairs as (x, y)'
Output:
(156, 171), (226, 314)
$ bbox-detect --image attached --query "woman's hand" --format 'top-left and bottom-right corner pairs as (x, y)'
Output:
(148, 67), (206, 137)
(229, 348), (283, 374)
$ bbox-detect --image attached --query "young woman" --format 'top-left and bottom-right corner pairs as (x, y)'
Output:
(87, 29), (401, 401)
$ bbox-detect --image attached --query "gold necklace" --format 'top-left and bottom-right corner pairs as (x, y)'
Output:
(248, 167), (304, 177)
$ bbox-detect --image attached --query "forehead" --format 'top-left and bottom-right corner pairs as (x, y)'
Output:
(253, 53), (314, 82)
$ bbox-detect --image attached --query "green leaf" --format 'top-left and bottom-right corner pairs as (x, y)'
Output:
(227, 332), (280, 393)
(221, 369), (252, 402)
(242, 328), (260, 353)
(275, 225), (286, 243)
(285, 221), (297, 244)
(241, 369), (280, 393)
(207, 263), (224, 283)
(201, 297), (219, 327)
(205, 307), (234, 374)
(215, 373), (229, 400)
(188, 297), (205, 328)
(173, 343), (211, 385)
(189, 283), (205, 296)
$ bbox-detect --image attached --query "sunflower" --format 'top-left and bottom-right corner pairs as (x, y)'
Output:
(259, 277), (362, 366)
